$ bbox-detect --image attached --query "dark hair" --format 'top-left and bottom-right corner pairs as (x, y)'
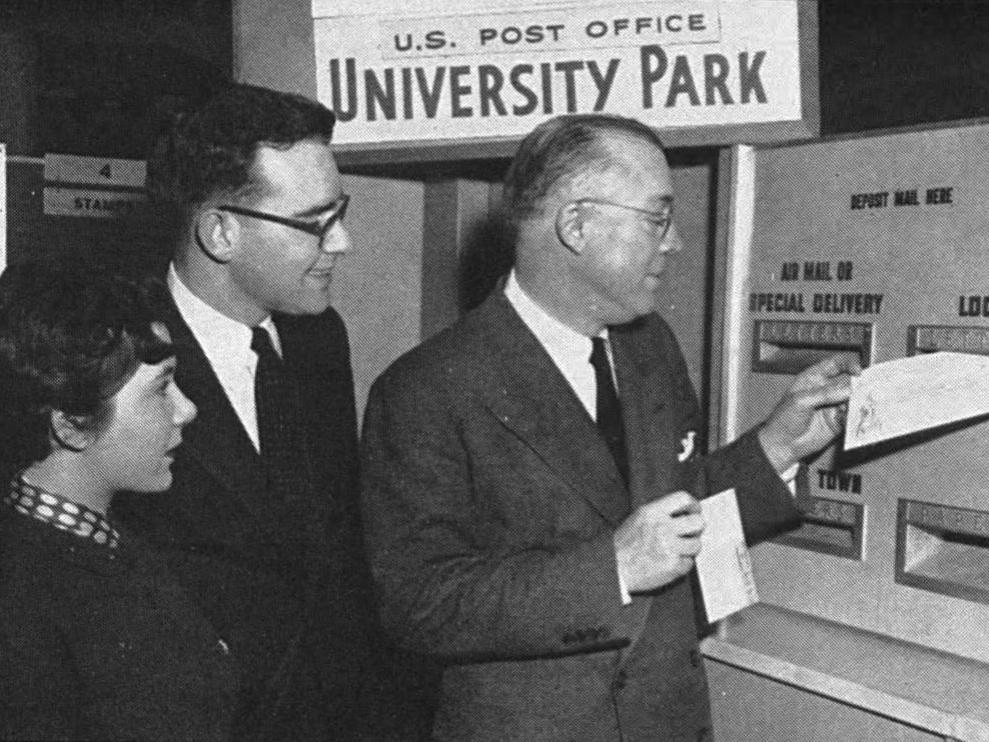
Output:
(0, 261), (174, 477)
(147, 83), (337, 213)
(502, 114), (666, 223)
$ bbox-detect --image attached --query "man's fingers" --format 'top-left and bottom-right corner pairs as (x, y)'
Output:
(807, 380), (852, 408)
(823, 402), (849, 434)
(786, 377), (852, 415)
(672, 513), (705, 538)
(812, 353), (862, 378)
(791, 355), (861, 392)
(676, 534), (703, 557)
(655, 490), (700, 515)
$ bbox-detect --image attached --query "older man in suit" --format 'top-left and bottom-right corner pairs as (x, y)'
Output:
(114, 84), (431, 741)
(360, 114), (856, 742)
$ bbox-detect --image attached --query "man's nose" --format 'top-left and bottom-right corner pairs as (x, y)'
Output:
(660, 221), (684, 254)
(321, 222), (352, 255)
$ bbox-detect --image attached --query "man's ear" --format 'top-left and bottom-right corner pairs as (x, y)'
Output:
(194, 209), (237, 264)
(49, 410), (93, 452)
(555, 201), (587, 254)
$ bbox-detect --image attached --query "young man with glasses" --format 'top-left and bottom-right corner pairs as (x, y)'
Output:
(114, 84), (431, 742)
(360, 113), (857, 742)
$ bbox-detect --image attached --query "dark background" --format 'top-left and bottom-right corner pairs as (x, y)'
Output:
(2, 0), (989, 158)
(819, 0), (989, 134)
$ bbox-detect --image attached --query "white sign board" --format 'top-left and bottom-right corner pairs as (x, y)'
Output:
(43, 154), (146, 188)
(43, 188), (147, 219)
(312, 0), (804, 146)
(42, 154), (147, 219)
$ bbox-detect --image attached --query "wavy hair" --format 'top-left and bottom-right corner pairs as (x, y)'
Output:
(0, 260), (173, 478)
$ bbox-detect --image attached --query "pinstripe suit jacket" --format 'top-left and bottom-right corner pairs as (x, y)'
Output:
(361, 289), (801, 742)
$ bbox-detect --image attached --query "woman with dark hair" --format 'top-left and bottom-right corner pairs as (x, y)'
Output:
(0, 260), (239, 741)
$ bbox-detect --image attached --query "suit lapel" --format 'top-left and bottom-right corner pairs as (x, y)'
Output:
(611, 320), (678, 509)
(477, 294), (630, 526)
(162, 297), (269, 517)
(272, 314), (325, 505)
(610, 320), (689, 657)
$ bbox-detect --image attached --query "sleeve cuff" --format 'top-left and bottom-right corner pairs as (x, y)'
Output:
(616, 563), (632, 605)
(781, 462), (800, 497)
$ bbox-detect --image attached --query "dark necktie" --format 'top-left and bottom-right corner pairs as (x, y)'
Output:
(251, 326), (308, 503)
(590, 336), (629, 487)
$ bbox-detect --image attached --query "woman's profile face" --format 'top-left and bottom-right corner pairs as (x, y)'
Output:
(86, 323), (197, 494)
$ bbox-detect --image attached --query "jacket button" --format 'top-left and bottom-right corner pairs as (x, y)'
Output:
(689, 648), (701, 668)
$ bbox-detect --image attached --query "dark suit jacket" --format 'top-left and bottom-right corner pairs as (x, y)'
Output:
(114, 296), (424, 741)
(0, 510), (239, 741)
(361, 290), (802, 742)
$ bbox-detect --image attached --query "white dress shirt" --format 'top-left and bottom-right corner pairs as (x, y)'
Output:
(504, 270), (614, 420)
(168, 263), (280, 452)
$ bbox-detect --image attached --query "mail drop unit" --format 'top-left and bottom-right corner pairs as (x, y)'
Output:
(710, 122), (989, 739)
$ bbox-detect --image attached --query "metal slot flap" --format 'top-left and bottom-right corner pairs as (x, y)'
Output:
(753, 320), (873, 375)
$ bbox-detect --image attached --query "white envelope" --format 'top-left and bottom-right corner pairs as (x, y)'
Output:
(845, 352), (989, 450)
(696, 489), (759, 623)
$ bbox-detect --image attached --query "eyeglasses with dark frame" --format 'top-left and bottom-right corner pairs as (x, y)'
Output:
(575, 197), (674, 241)
(218, 193), (350, 242)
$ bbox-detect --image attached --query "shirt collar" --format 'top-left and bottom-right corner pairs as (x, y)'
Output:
(6, 475), (120, 549)
(168, 263), (281, 357)
(504, 269), (607, 353)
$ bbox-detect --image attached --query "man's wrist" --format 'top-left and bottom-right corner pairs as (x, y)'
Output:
(757, 425), (797, 474)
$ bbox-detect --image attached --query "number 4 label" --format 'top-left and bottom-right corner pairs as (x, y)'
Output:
(43, 154), (145, 188)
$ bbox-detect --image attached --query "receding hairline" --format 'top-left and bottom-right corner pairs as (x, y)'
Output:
(532, 129), (668, 212)
(503, 115), (669, 221)
(575, 130), (666, 182)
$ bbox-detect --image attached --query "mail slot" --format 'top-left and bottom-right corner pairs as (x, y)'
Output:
(751, 320), (873, 374)
(908, 324), (989, 356)
(896, 499), (989, 605)
(776, 495), (865, 560)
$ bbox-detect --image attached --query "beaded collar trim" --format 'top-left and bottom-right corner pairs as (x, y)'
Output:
(5, 475), (119, 549)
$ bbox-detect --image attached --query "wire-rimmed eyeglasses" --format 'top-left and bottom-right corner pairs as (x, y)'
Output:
(574, 197), (673, 241)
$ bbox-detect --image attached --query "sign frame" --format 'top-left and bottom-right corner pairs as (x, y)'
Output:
(41, 153), (147, 220)
(313, 0), (819, 166)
